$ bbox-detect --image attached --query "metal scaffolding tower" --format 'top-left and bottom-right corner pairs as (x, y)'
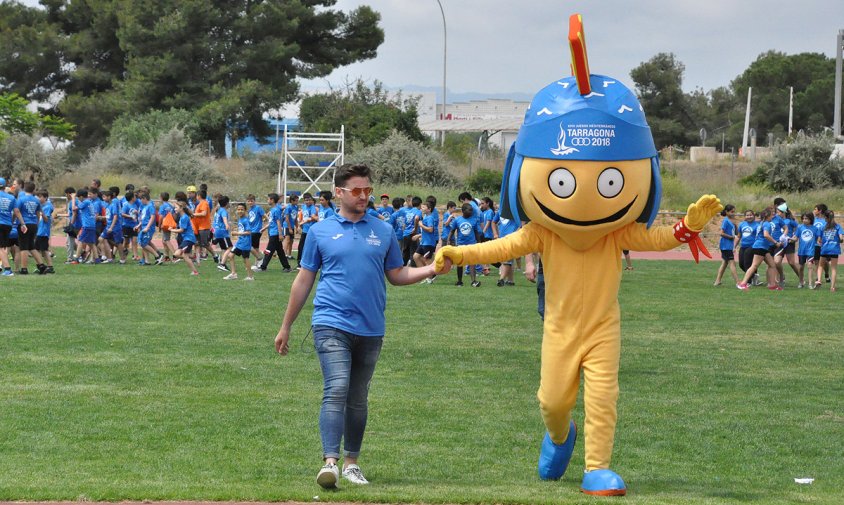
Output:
(278, 125), (345, 198)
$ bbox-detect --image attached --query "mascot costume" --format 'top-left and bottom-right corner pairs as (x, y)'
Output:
(435, 15), (722, 496)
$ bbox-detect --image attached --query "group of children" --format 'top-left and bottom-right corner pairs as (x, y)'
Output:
(714, 199), (844, 292)
(0, 177), (56, 276)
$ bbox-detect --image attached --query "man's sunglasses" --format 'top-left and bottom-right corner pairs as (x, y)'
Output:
(338, 187), (373, 198)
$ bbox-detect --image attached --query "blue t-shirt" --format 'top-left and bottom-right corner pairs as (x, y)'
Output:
(813, 217), (826, 244)
(404, 207), (422, 236)
(449, 215), (481, 245)
(139, 202), (156, 230)
(796, 224), (819, 257)
(267, 205), (283, 236)
(283, 204), (299, 230)
(738, 221), (758, 248)
(235, 217), (252, 250)
(92, 197), (105, 224)
(248, 205), (264, 233)
(819, 224), (844, 255)
(378, 206), (394, 220)
(77, 198), (98, 229)
(301, 204), (317, 233)
(318, 205), (336, 221)
(67, 197), (81, 229)
(441, 212), (456, 240)
(104, 200), (119, 230)
(213, 208), (230, 238)
(482, 209), (496, 239)
(390, 207), (408, 239)
(178, 213), (196, 243)
(752, 221), (774, 249)
(301, 213), (403, 337)
(420, 213), (438, 246)
(0, 192), (17, 226)
(159, 201), (174, 222)
(784, 218), (798, 237)
(770, 215), (785, 241)
(16, 192), (41, 225)
(366, 207), (381, 221)
(122, 200), (138, 227)
(37, 201), (54, 237)
(498, 215), (518, 237)
(719, 217), (736, 251)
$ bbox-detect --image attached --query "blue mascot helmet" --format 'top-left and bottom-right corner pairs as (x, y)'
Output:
(500, 72), (662, 229)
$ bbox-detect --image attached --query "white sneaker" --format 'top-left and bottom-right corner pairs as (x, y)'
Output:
(251, 265), (261, 272)
(223, 273), (238, 280)
(342, 464), (369, 485)
(317, 462), (339, 489)
(243, 276), (254, 281)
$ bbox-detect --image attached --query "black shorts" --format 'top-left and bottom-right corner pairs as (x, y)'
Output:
(814, 245), (822, 263)
(798, 255), (812, 265)
(197, 229), (211, 248)
(752, 247), (771, 257)
(415, 244), (436, 258)
(720, 249), (734, 261)
(178, 240), (194, 254)
(0, 224), (11, 248)
(213, 237), (233, 250)
(821, 254), (839, 260)
(234, 248), (250, 259)
(35, 236), (50, 252)
(784, 242), (796, 255)
(251, 232), (261, 249)
(17, 224), (37, 251)
(284, 228), (295, 238)
(122, 226), (137, 238)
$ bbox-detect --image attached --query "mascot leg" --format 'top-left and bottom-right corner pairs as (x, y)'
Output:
(579, 321), (626, 496)
(536, 331), (580, 480)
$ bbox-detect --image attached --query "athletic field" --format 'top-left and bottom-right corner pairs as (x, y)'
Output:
(1, 256), (841, 505)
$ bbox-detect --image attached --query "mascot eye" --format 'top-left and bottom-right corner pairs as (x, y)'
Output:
(548, 168), (576, 199)
(597, 168), (624, 198)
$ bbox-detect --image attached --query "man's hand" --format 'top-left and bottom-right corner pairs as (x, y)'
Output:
(685, 194), (723, 232)
(434, 245), (462, 273)
(524, 259), (537, 283)
(275, 327), (290, 356)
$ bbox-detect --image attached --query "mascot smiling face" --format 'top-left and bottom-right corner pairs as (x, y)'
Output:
(500, 74), (662, 251)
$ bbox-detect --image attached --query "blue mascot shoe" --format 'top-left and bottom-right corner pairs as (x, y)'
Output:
(581, 469), (627, 496)
(537, 420), (577, 480)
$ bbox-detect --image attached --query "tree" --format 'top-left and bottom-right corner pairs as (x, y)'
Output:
(299, 79), (426, 147)
(0, 0), (384, 153)
(0, 91), (74, 142)
(630, 53), (697, 148)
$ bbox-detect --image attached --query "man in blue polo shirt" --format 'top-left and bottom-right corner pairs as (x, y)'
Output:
(274, 164), (438, 490)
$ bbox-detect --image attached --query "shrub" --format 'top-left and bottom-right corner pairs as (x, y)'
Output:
(761, 135), (844, 192)
(466, 168), (502, 195)
(0, 133), (68, 184)
(243, 151), (280, 175)
(78, 128), (218, 184)
(348, 130), (457, 186)
(109, 109), (201, 148)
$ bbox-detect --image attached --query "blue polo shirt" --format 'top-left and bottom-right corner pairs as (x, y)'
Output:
(738, 221), (758, 248)
(37, 201), (54, 237)
(16, 192), (41, 225)
(0, 192), (17, 226)
(301, 213), (403, 337)
(268, 205), (283, 237)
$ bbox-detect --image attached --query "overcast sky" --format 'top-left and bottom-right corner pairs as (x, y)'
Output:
(300, 0), (843, 97)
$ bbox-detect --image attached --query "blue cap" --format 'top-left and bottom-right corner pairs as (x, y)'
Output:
(515, 74), (656, 161)
(0, 177), (6, 188)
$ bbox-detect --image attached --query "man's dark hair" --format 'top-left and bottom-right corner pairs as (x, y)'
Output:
(102, 190), (113, 198)
(773, 197), (786, 206)
(446, 200), (456, 209)
(334, 163), (371, 188)
(302, 192), (313, 201)
(218, 195), (230, 207)
(411, 196), (422, 208)
(23, 181), (35, 193)
(458, 191), (473, 202)
(76, 188), (88, 198)
(426, 195), (437, 207)
(64, 186), (75, 195)
(199, 183), (208, 191)
(125, 183), (135, 191)
(174, 191), (187, 203)
(199, 190), (207, 199)
(237, 202), (247, 211)
(36, 189), (49, 198)
(109, 186), (120, 196)
(125, 191), (135, 201)
(246, 194), (256, 202)
(461, 202), (473, 217)
(268, 193), (280, 204)
(816, 203), (828, 213)
(160, 191), (170, 202)
(392, 197), (404, 210)
(288, 194), (299, 203)
(91, 178), (101, 188)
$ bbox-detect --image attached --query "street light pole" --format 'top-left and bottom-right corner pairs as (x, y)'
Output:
(436, 0), (447, 146)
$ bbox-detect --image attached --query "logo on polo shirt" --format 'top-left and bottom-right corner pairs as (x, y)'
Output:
(366, 229), (381, 246)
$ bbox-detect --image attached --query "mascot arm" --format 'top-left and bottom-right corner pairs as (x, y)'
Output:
(435, 223), (542, 269)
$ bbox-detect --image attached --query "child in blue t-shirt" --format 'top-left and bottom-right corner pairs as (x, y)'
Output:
(737, 210), (759, 280)
(35, 190), (55, 273)
(389, 197), (407, 242)
(817, 209), (844, 291)
(448, 203), (483, 287)
(738, 208), (779, 290)
(714, 204), (739, 286)
(170, 201), (199, 276)
(413, 201), (439, 281)
(158, 192), (175, 262)
(224, 203), (254, 281)
(297, 192), (318, 265)
(796, 212), (819, 289)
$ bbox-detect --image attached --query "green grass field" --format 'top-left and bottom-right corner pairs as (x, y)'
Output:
(1, 256), (842, 504)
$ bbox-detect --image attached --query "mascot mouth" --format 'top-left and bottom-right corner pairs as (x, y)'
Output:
(533, 195), (637, 226)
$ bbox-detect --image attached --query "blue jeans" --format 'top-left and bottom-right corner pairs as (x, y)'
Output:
(313, 325), (383, 459)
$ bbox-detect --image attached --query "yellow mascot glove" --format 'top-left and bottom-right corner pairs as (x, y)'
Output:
(434, 245), (464, 272)
(673, 194), (722, 263)
(685, 194), (724, 232)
